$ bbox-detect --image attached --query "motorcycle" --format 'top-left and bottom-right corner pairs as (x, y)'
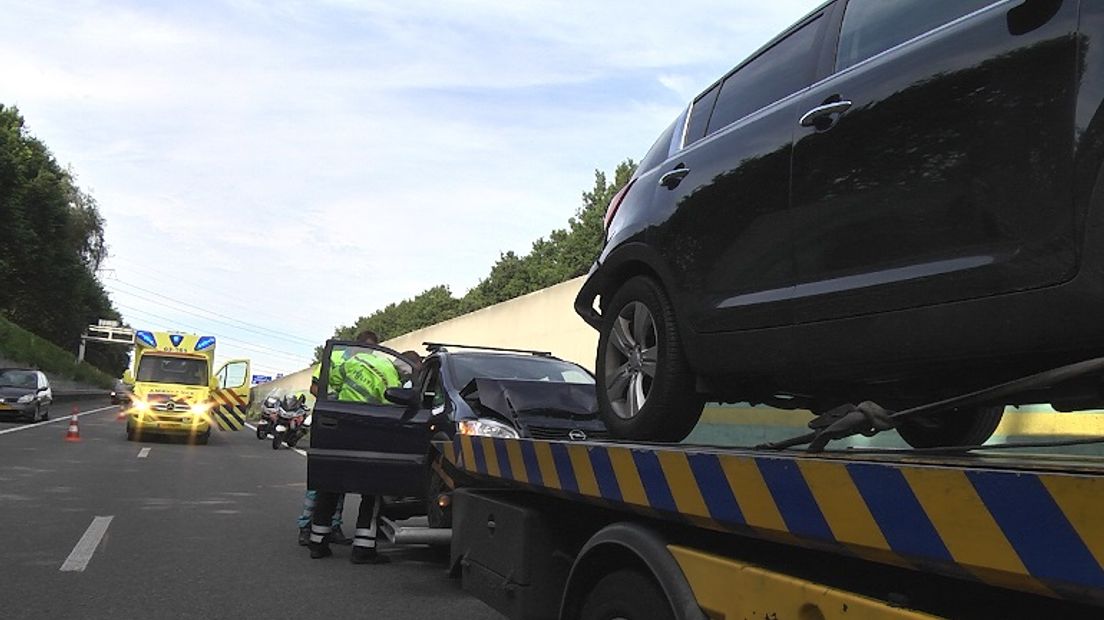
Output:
(256, 394), (281, 440)
(272, 400), (310, 450)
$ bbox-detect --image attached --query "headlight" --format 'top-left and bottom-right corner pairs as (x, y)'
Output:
(190, 402), (212, 414)
(132, 400), (150, 411)
(458, 418), (520, 439)
(16, 394), (34, 404)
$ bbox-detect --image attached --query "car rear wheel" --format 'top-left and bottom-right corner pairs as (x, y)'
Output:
(896, 405), (1004, 448)
(597, 276), (703, 441)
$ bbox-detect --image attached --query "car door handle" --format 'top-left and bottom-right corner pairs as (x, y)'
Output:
(318, 416), (338, 429)
(799, 100), (852, 128)
(659, 167), (690, 189)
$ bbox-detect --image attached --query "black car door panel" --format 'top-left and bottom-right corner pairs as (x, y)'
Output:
(791, 0), (1079, 323)
(307, 341), (429, 497)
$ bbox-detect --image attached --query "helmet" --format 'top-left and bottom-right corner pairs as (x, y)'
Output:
(281, 394), (301, 411)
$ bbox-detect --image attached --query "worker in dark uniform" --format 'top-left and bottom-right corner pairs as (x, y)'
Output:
(308, 330), (402, 564)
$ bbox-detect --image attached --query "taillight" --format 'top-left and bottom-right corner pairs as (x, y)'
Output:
(603, 178), (636, 232)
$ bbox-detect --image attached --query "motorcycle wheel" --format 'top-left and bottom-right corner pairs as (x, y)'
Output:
(256, 426), (266, 440)
(272, 433), (282, 450)
(286, 432), (299, 448)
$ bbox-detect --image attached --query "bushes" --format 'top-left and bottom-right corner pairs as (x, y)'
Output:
(0, 316), (115, 388)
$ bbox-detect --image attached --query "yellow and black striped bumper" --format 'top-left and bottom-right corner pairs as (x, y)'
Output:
(438, 436), (1104, 607)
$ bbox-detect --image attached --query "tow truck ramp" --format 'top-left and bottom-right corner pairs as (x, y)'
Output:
(438, 435), (1103, 618)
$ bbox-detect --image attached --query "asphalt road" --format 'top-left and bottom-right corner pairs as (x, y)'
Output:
(0, 401), (501, 619)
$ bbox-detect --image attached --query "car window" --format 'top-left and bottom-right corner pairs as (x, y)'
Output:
(837, 0), (997, 70)
(638, 118), (678, 173)
(706, 16), (823, 135)
(420, 363), (446, 408)
(136, 355), (209, 386)
(448, 354), (595, 390)
(682, 85), (720, 147)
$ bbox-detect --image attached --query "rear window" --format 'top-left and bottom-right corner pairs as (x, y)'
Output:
(136, 355), (209, 386)
(448, 354), (594, 390)
(837, 0), (996, 70)
(706, 16), (823, 135)
(638, 118), (678, 173)
(682, 85), (720, 147)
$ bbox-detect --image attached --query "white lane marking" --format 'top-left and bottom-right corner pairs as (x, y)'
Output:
(0, 405), (116, 437)
(60, 516), (113, 572)
(245, 422), (307, 457)
(137, 447), (151, 458)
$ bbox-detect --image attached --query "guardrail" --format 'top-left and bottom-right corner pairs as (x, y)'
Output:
(51, 390), (110, 404)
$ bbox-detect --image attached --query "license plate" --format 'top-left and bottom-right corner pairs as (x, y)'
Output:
(0, 403), (12, 410)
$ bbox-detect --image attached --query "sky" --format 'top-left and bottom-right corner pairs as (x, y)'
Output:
(0, 0), (820, 377)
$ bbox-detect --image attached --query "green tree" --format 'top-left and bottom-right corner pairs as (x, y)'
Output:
(0, 105), (126, 377)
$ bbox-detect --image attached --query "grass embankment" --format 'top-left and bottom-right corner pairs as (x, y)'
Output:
(0, 316), (115, 389)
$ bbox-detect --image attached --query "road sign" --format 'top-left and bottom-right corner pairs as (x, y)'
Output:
(97, 319), (120, 327)
(252, 374), (273, 385)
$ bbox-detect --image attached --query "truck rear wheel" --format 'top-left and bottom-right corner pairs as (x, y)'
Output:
(896, 405), (1004, 448)
(579, 568), (675, 620)
(597, 276), (704, 442)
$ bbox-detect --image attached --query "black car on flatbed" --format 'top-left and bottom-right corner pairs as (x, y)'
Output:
(575, 0), (1104, 447)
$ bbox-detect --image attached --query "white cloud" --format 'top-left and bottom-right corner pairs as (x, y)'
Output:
(0, 0), (822, 373)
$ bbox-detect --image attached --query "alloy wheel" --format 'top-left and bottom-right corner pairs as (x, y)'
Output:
(603, 301), (659, 420)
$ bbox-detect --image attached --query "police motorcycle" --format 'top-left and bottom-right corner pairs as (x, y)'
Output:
(272, 393), (310, 450)
(255, 391), (282, 440)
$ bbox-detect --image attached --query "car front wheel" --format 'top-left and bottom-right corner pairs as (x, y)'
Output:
(597, 276), (703, 441)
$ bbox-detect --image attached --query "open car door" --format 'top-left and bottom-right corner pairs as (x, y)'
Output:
(307, 340), (429, 497)
(211, 359), (250, 431)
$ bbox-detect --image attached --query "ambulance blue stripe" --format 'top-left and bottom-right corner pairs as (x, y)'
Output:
(494, 440), (514, 481)
(631, 450), (677, 514)
(470, 437), (488, 475)
(968, 471), (1104, 589)
(688, 453), (745, 526)
(589, 447), (622, 502)
(550, 443), (579, 494)
(520, 441), (543, 487)
(848, 463), (952, 562)
(757, 458), (833, 540)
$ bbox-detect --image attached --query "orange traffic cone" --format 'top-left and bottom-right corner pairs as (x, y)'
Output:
(115, 406), (128, 421)
(64, 407), (81, 442)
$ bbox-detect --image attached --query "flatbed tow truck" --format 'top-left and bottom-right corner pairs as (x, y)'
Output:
(435, 431), (1104, 619)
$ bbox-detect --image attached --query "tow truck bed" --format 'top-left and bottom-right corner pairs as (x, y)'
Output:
(437, 435), (1104, 618)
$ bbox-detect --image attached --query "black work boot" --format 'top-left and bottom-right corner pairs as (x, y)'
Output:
(350, 546), (389, 564)
(308, 540), (332, 559)
(297, 527), (310, 546)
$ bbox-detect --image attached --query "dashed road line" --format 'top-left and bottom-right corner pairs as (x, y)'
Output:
(0, 405), (116, 437)
(60, 516), (114, 572)
(137, 447), (151, 458)
(245, 422), (307, 457)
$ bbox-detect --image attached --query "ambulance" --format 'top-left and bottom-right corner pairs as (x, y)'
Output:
(125, 330), (251, 444)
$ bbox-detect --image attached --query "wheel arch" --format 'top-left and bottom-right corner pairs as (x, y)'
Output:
(559, 522), (706, 620)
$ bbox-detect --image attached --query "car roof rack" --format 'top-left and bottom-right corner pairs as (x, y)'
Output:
(423, 342), (554, 357)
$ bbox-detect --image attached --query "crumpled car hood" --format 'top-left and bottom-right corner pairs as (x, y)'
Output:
(462, 378), (599, 421)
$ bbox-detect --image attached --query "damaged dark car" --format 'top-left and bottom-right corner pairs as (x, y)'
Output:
(307, 341), (605, 529)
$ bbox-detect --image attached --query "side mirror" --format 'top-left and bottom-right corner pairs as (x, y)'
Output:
(384, 387), (416, 407)
(37, 386), (48, 393)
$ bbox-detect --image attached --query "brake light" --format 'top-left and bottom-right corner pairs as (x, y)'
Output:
(603, 178), (636, 232)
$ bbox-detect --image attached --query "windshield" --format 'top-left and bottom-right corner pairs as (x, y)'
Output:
(136, 355), (209, 387)
(0, 369), (37, 389)
(448, 354), (594, 390)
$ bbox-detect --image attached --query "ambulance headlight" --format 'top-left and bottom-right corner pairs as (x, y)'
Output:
(190, 402), (212, 414)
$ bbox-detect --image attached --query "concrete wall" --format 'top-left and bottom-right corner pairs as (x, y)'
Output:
(382, 276), (598, 370)
(247, 366), (314, 416)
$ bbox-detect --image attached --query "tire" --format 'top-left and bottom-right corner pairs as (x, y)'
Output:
(195, 431), (210, 446)
(272, 433), (282, 450)
(31, 405), (41, 423)
(579, 569), (675, 620)
(41, 406), (48, 421)
(426, 468), (452, 529)
(256, 427), (266, 440)
(126, 427), (135, 441)
(597, 276), (704, 441)
(896, 405), (1004, 448)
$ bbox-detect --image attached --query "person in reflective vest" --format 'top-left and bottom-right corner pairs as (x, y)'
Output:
(308, 330), (403, 564)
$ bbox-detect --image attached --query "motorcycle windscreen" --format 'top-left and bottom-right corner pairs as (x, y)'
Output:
(307, 340), (429, 497)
